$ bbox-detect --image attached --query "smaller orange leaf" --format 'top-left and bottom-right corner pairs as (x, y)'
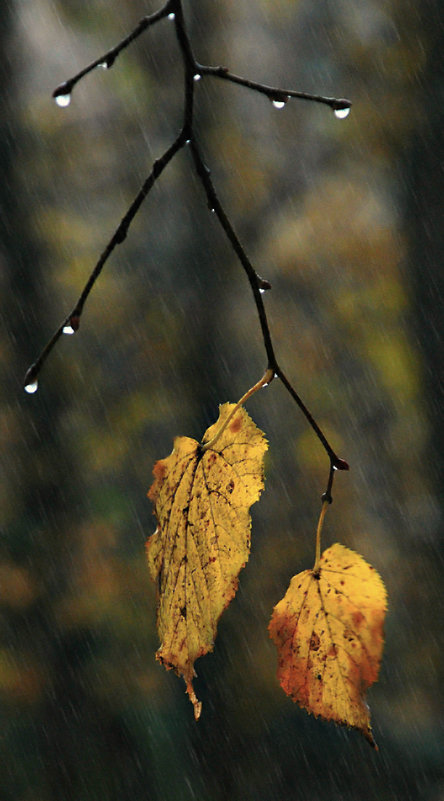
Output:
(269, 543), (387, 747)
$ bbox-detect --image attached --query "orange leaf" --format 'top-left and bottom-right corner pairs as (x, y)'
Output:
(147, 403), (267, 718)
(269, 543), (387, 747)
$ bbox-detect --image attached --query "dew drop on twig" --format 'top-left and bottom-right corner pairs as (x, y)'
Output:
(25, 380), (38, 394)
(168, 12), (175, 20)
(55, 93), (71, 108)
(193, 73), (202, 82)
(62, 325), (76, 335)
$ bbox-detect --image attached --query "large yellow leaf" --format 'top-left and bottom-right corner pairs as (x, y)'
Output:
(269, 543), (387, 747)
(147, 403), (267, 718)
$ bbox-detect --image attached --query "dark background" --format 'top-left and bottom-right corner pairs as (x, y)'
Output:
(1, 1), (443, 799)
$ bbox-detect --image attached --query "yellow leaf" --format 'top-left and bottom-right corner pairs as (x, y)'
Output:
(147, 403), (267, 718)
(269, 543), (387, 747)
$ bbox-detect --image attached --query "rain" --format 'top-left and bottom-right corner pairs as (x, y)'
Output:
(1, 0), (443, 799)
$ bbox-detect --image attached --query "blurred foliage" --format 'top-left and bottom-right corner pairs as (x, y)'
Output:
(1, 0), (443, 800)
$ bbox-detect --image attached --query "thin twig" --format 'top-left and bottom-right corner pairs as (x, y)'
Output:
(188, 138), (277, 369)
(53, 2), (174, 101)
(26, 0), (350, 484)
(198, 65), (351, 113)
(24, 133), (185, 388)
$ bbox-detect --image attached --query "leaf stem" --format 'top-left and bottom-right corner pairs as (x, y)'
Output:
(313, 499), (329, 574)
(202, 368), (274, 451)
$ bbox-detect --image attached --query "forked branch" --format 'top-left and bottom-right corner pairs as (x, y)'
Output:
(25, 0), (350, 496)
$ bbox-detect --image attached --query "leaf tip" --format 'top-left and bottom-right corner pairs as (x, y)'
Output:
(186, 680), (202, 720)
(364, 726), (378, 750)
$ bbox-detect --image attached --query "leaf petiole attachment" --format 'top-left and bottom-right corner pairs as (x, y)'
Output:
(201, 368), (274, 451)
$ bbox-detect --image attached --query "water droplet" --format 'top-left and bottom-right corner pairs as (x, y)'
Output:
(333, 465), (338, 470)
(97, 61), (109, 70)
(25, 380), (38, 394)
(274, 372), (279, 379)
(334, 106), (350, 119)
(263, 382), (269, 388)
(55, 93), (71, 108)
(259, 288), (266, 294)
(168, 12), (175, 20)
(193, 73), (202, 82)
(63, 315), (80, 335)
(185, 138), (191, 145)
(271, 94), (289, 109)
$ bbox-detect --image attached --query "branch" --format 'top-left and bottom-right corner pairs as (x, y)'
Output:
(24, 133), (185, 390)
(26, 0), (350, 489)
(53, 2), (174, 105)
(197, 65), (351, 116)
(188, 137), (277, 368)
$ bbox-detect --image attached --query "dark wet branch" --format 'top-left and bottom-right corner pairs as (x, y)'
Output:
(197, 65), (351, 114)
(188, 137), (277, 369)
(24, 133), (185, 391)
(26, 0), (350, 483)
(52, 2), (174, 103)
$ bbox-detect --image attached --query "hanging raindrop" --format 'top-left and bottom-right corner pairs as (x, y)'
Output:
(55, 93), (71, 108)
(97, 61), (109, 70)
(63, 315), (79, 335)
(25, 380), (38, 394)
(259, 288), (266, 294)
(168, 12), (175, 20)
(333, 105), (350, 119)
(271, 94), (288, 110)
(193, 73), (202, 82)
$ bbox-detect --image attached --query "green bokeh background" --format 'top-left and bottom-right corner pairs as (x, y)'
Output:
(1, 1), (443, 799)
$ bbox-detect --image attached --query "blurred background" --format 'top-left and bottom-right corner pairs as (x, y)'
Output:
(1, 0), (443, 799)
